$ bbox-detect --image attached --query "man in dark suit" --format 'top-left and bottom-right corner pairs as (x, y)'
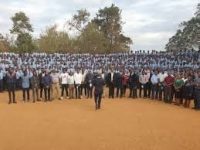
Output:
(129, 69), (139, 98)
(6, 68), (17, 104)
(93, 72), (105, 110)
(114, 71), (122, 98)
(42, 70), (52, 102)
(106, 69), (115, 98)
(85, 70), (94, 98)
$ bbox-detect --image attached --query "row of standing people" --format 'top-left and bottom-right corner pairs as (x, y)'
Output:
(3, 67), (200, 110)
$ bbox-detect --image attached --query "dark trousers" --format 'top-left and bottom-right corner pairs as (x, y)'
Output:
(116, 87), (122, 98)
(194, 89), (200, 109)
(147, 82), (151, 98)
(94, 92), (102, 109)
(44, 87), (51, 101)
(87, 86), (93, 98)
(0, 79), (3, 92)
(61, 84), (68, 97)
(139, 83), (147, 98)
(75, 84), (81, 99)
(23, 88), (30, 101)
(151, 84), (158, 99)
(109, 83), (114, 98)
(8, 87), (16, 103)
(158, 83), (164, 100)
(164, 86), (173, 103)
(121, 85), (127, 97)
(129, 87), (137, 98)
(32, 88), (39, 102)
(81, 84), (87, 96)
(40, 85), (44, 99)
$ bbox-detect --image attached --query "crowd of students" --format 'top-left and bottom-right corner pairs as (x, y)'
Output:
(0, 50), (200, 110)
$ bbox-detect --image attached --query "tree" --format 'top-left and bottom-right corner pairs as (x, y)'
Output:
(38, 25), (72, 53)
(10, 11), (35, 53)
(67, 9), (90, 33)
(166, 3), (200, 51)
(0, 33), (16, 52)
(77, 22), (109, 53)
(93, 4), (132, 53)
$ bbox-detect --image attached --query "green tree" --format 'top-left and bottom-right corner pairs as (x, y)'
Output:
(0, 33), (16, 52)
(77, 22), (109, 53)
(67, 9), (90, 33)
(10, 11), (35, 53)
(166, 3), (200, 51)
(93, 4), (132, 53)
(38, 25), (72, 53)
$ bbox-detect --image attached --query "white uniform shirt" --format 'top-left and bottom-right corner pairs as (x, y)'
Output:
(74, 72), (82, 84)
(60, 73), (68, 84)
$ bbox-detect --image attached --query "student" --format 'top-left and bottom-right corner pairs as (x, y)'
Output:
(21, 70), (31, 102)
(157, 71), (167, 100)
(42, 70), (52, 102)
(68, 71), (75, 99)
(194, 71), (200, 110)
(30, 70), (40, 103)
(74, 69), (82, 99)
(174, 74), (184, 105)
(139, 70), (149, 98)
(121, 70), (129, 97)
(93, 72), (105, 110)
(60, 69), (68, 100)
(183, 75), (194, 108)
(163, 71), (175, 103)
(6, 68), (17, 104)
(151, 70), (159, 99)
(85, 70), (94, 98)
(129, 69), (139, 98)
(106, 69), (115, 99)
(51, 70), (61, 100)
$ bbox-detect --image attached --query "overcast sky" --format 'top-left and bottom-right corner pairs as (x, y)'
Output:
(0, 0), (199, 51)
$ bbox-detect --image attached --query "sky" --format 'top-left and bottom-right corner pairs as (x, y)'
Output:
(0, 0), (199, 51)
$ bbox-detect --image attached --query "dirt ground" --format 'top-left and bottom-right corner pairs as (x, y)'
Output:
(0, 91), (200, 150)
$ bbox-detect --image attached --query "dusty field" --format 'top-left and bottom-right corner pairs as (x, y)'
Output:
(0, 91), (200, 150)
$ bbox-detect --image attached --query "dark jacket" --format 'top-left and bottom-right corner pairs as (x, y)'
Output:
(129, 73), (139, 88)
(106, 72), (117, 86)
(93, 75), (105, 94)
(113, 73), (122, 88)
(6, 72), (17, 90)
(85, 72), (94, 87)
(42, 74), (52, 88)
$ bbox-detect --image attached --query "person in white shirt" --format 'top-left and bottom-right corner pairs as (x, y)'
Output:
(139, 71), (149, 98)
(60, 69), (68, 100)
(151, 70), (159, 99)
(157, 70), (168, 100)
(81, 69), (87, 97)
(68, 71), (75, 99)
(74, 69), (83, 99)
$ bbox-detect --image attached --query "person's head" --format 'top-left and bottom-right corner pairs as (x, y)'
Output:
(9, 68), (13, 74)
(77, 68), (80, 73)
(187, 75), (192, 81)
(45, 70), (49, 75)
(23, 71), (27, 76)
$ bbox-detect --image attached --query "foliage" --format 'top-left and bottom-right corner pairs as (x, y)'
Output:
(10, 11), (36, 53)
(166, 3), (200, 51)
